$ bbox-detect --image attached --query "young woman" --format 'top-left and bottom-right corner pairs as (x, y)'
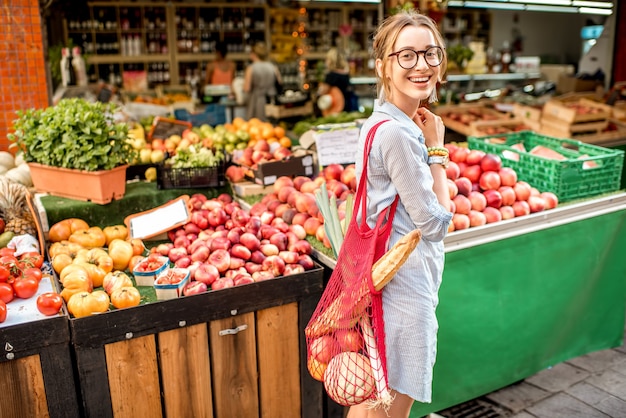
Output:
(349, 10), (452, 418)
(317, 48), (356, 114)
(205, 43), (236, 87)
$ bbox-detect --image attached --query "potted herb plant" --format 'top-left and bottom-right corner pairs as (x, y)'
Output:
(8, 98), (137, 204)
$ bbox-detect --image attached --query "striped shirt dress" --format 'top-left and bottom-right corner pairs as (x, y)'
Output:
(355, 100), (453, 403)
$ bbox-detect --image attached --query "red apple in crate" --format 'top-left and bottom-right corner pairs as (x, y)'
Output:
(273, 146), (292, 160)
(479, 171), (501, 191)
(480, 154), (502, 172)
(310, 335), (340, 364)
(445, 161), (461, 180)
(513, 181), (532, 201)
(289, 224), (307, 240)
(277, 186), (296, 203)
(231, 208), (250, 227)
(208, 207), (228, 227)
(336, 329), (363, 352)
(454, 177), (473, 197)
(168, 246), (188, 262)
(451, 147), (470, 164)
(273, 176), (295, 194)
(174, 256), (192, 269)
(234, 274), (255, 286)
(299, 180), (319, 194)
(323, 163), (344, 181)
(195, 263), (220, 286)
(262, 255), (286, 276)
(541, 192), (559, 209)
(252, 270), (275, 282)
(303, 217), (322, 236)
(462, 165), (483, 184)
(449, 199), (456, 214)
(212, 277), (234, 291)
(210, 236), (231, 251)
(512, 200), (531, 217)
(284, 263), (305, 275)
(189, 193), (208, 210)
(260, 243), (280, 257)
(498, 167), (518, 187)
(231, 243), (252, 261)
(298, 254), (315, 270)
(483, 189), (503, 209)
(183, 280), (208, 296)
(483, 206), (503, 224)
(191, 245), (210, 263)
(249, 202), (267, 217)
(245, 262), (263, 274)
(201, 199), (222, 211)
(466, 149), (486, 166)
(498, 186), (517, 206)
(340, 165), (357, 191)
(295, 192), (317, 214)
(452, 194), (471, 215)
(528, 195), (546, 213)
(208, 249), (231, 273)
(292, 176), (311, 191)
(469, 210), (487, 227)
(289, 239), (312, 255)
(452, 213), (470, 231)
(190, 211), (209, 230)
(468, 191), (487, 212)
(250, 250), (266, 265)
(269, 232), (288, 251)
(279, 250), (299, 264)
(447, 179), (458, 199)
(499, 205), (515, 220)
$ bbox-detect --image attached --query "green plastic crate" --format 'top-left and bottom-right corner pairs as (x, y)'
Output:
(467, 131), (625, 202)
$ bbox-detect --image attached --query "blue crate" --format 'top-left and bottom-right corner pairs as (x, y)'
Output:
(174, 104), (226, 127)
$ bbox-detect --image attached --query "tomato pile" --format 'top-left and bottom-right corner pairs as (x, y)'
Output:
(134, 254), (168, 273)
(0, 247), (61, 323)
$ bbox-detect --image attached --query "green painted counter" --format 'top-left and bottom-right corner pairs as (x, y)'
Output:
(37, 181), (230, 229)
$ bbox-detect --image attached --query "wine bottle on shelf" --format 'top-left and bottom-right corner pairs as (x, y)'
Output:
(67, 49), (77, 86)
(72, 47), (88, 86)
(60, 47), (70, 87)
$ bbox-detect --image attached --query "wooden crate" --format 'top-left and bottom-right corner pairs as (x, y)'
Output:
(542, 98), (612, 124)
(67, 268), (325, 418)
(539, 115), (609, 138)
(265, 101), (314, 119)
(469, 118), (537, 137)
(434, 103), (511, 136)
(0, 312), (80, 418)
(512, 103), (543, 122)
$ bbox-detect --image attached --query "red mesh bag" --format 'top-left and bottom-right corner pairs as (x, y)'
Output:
(305, 120), (399, 408)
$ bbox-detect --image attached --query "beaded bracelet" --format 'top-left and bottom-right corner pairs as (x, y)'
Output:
(427, 147), (449, 157)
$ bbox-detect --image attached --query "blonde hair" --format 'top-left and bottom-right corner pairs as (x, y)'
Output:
(372, 10), (447, 104)
(326, 48), (349, 72)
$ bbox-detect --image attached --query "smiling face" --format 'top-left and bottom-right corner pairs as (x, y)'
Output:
(377, 25), (442, 114)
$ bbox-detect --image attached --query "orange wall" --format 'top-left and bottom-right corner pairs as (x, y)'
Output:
(0, 1), (49, 153)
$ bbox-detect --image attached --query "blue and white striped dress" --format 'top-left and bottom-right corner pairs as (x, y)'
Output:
(355, 100), (453, 403)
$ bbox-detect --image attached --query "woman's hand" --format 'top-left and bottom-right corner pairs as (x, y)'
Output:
(413, 107), (445, 148)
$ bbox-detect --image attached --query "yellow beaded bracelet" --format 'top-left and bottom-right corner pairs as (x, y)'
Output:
(427, 147), (449, 157)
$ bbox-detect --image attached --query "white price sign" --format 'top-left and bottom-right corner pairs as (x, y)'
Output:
(313, 125), (360, 167)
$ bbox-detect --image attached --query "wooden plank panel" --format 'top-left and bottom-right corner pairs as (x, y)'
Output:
(210, 312), (259, 418)
(158, 324), (213, 418)
(257, 303), (301, 418)
(0, 355), (48, 418)
(39, 344), (81, 418)
(104, 335), (162, 418)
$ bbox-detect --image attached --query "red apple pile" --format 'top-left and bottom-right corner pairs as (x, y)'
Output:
(446, 144), (559, 232)
(151, 193), (318, 295)
(231, 139), (293, 170)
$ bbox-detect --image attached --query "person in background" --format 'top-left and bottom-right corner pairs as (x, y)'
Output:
(205, 43), (236, 87)
(317, 48), (357, 114)
(243, 42), (282, 121)
(348, 10), (451, 418)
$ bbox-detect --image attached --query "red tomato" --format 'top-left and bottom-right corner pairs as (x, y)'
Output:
(0, 300), (6, 323)
(23, 267), (43, 283)
(19, 252), (44, 269)
(36, 292), (63, 316)
(0, 265), (10, 283)
(12, 276), (39, 299)
(0, 282), (14, 304)
(0, 248), (15, 257)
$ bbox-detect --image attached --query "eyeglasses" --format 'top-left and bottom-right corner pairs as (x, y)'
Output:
(388, 46), (444, 69)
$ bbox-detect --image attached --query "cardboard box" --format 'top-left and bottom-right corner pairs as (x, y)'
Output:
(557, 75), (602, 94)
(248, 152), (317, 186)
(231, 181), (274, 197)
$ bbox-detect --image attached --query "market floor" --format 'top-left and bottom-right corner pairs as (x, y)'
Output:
(431, 318), (626, 418)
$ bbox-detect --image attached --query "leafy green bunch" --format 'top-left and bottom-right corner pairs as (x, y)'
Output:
(8, 98), (136, 172)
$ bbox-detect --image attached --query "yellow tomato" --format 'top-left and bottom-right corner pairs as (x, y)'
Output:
(73, 248), (114, 288)
(102, 225), (129, 247)
(102, 271), (134, 295)
(51, 253), (73, 275)
(68, 226), (107, 248)
(60, 265), (93, 303)
(107, 239), (134, 271)
(48, 218), (89, 243)
(110, 286), (141, 309)
(67, 290), (110, 318)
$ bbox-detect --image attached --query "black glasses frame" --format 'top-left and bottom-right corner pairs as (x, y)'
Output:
(388, 46), (444, 69)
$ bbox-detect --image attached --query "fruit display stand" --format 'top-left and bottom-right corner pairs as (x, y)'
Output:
(312, 192), (626, 418)
(65, 266), (324, 418)
(0, 280), (80, 418)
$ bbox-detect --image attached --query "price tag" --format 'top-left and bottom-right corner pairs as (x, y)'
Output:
(313, 124), (360, 167)
(124, 195), (192, 240)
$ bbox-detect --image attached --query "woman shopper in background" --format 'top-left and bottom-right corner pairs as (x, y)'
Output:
(349, 10), (451, 418)
(205, 43), (236, 87)
(317, 48), (357, 114)
(243, 42), (282, 121)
